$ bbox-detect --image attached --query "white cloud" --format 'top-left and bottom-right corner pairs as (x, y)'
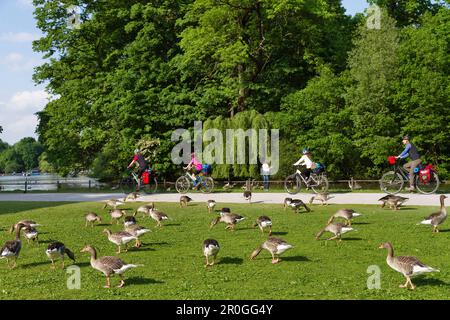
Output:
(0, 52), (41, 72)
(0, 89), (50, 144)
(0, 32), (40, 43)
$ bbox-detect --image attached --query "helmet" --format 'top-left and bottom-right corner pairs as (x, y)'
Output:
(402, 135), (410, 141)
(134, 149), (140, 154)
(302, 148), (310, 155)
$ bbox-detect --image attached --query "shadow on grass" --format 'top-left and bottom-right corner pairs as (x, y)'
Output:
(414, 277), (449, 287)
(0, 201), (79, 216)
(342, 237), (363, 241)
(352, 222), (370, 225)
(129, 247), (156, 252)
(126, 277), (164, 285)
(148, 241), (169, 246)
(282, 255), (310, 262)
(271, 231), (288, 236)
(219, 257), (244, 265)
(161, 223), (181, 227)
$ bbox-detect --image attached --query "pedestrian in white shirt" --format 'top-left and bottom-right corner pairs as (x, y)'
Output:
(261, 162), (271, 191)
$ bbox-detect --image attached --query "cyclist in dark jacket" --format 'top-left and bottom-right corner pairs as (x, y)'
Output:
(396, 135), (421, 192)
(127, 149), (148, 191)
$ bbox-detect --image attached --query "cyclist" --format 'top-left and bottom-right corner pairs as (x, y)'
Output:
(184, 152), (202, 188)
(127, 149), (148, 191)
(294, 148), (317, 185)
(395, 135), (422, 192)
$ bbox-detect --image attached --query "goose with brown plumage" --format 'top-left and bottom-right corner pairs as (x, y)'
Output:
(379, 195), (409, 210)
(253, 216), (273, 236)
(309, 193), (333, 206)
(1, 223), (25, 268)
(9, 220), (41, 234)
(109, 209), (126, 225)
(80, 245), (141, 288)
(207, 200), (216, 213)
(315, 222), (354, 241)
(124, 224), (151, 248)
(180, 195), (192, 207)
(46, 242), (75, 269)
(328, 209), (361, 226)
(418, 195), (447, 233)
(22, 226), (39, 245)
(103, 229), (138, 253)
(134, 203), (155, 218)
(288, 199), (310, 213)
(203, 239), (220, 267)
(250, 237), (293, 264)
(102, 199), (124, 210)
(147, 208), (169, 227)
(210, 213), (245, 231)
(85, 212), (102, 227)
(379, 242), (439, 290)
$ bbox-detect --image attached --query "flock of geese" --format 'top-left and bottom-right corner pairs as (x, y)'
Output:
(0, 190), (447, 290)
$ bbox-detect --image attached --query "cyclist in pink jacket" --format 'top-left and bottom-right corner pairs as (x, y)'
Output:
(184, 153), (202, 186)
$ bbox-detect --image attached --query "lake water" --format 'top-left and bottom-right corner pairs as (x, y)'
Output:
(0, 174), (100, 191)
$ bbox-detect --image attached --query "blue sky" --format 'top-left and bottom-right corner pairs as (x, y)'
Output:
(0, 0), (369, 145)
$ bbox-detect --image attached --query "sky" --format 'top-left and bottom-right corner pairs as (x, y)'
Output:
(0, 0), (370, 145)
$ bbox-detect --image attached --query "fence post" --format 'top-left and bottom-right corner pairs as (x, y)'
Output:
(24, 176), (27, 194)
(89, 180), (91, 190)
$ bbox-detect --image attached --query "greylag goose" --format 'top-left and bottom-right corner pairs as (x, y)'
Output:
(102, 199), (124, 210)
(379, 242), (439, 290)
(22, 226), (39, 245)
(180, 195), (192, 207)
(109, 209), (126, 225)
(9, 220), (41, 234)
(1, 223), (25, 268)
(80, 245), (141, 288)
(218, 207), (231, 216)
(210, 213), (245, 231)
(124, 224), (151, 248)
(222, 182), (236, 191)
(419, 195), (447, 233)
(203, 239), (220, 267)
(46, 242), (75, 269)
(134, 203), (155, 218)
(148, 208), (169, 227)
(253, 216), (273, 236)
(243, 191), (252, 203)
(124, 192), (140, 202)
(288, 199), (310, 213)
(328, 209), (361, 226)
(348, 177), (362, 191)
(379, 195), (409, 210)
(309, 193), (334, 206)
(315, 222), (354, 241)
(250, 237), (293, 264)
(207, 200), (216, 213)
(103, 229), (138, 253)
(85, 212), (102, 227)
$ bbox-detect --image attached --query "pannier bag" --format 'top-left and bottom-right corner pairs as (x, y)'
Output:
(202, 164), (212, 175)
(388, 156), (396, 165)
(142, 170), (150, 184)
(313, 162), (325, 174)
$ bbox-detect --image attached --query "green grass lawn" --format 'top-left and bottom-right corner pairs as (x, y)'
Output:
(0, 201), (449, 300)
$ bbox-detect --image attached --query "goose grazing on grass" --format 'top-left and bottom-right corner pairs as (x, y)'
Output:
(250, 237), (293, 264)
(124, 192), (140, 202)
(85, 212), (102, 227)
(379, 195), (409, 210)
(180, 195), (192, 207)
(348, 177), (362, 191)
(328, 209), (361, 226)
(102, 199), (124, 210)
(203, 239), (220, 267)
(22, 226), (39, 245)
(309, 193), (334, 206)
(218, 207), (231, 216)
(222, 182), (235, 191)
(207, 200), (216, 213)
(124, 224), (151, 248)
(46, 242), (75, 269)
(288, 199), (310, 213)
(9, 220), (41, 234)
(379, 242), (439, 290)
(109, 209), (126, 225)
(134, 203), (155, 218)
(418, 195), (447, 233)
(315, 222), (355, 241)
(243, 190), (252, 203)
(103, 229), (138, 254)
(148, 208), (169, 227)
(1, 223), (25, 268)
(80, 245), (141, 288)
(253, 216), (273, 236)
(210, 213), (245, 231)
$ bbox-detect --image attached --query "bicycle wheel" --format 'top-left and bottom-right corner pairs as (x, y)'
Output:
(142, 177), (158, 194)
(200, 177), (214, 194)
(175, 176), (191, 194)
(380, 171), (404, 194)
(311, 174), (329, 194)
(415, 172), (440, 194)
(284, 174), (301, 195)
(120, 177), (136, 194)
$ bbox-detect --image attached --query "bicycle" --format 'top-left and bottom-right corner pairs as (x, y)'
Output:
(380, 156), (440, 195)
(120, 168), (158, 194)
(284, 166), (329, 195)
(175, 171), (214, 194)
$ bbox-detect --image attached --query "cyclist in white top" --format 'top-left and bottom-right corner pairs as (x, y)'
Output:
(294, 148), (317, 182)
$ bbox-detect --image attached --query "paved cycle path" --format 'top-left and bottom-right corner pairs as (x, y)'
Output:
(0, 192), (447, 206)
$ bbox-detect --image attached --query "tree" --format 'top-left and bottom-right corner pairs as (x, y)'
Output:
(395, 8), (450, 177)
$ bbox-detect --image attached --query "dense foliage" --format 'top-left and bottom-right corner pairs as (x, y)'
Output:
(27, 0), (449, 180)
(0, 138), (44, 173)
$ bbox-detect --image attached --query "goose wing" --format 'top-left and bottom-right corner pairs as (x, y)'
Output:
(98, 256), (125, 270)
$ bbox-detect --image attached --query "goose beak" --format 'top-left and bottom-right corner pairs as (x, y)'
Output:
(378, 244), (384, 249)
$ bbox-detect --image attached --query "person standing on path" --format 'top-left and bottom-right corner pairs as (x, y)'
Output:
(261, 162), (271, 191)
